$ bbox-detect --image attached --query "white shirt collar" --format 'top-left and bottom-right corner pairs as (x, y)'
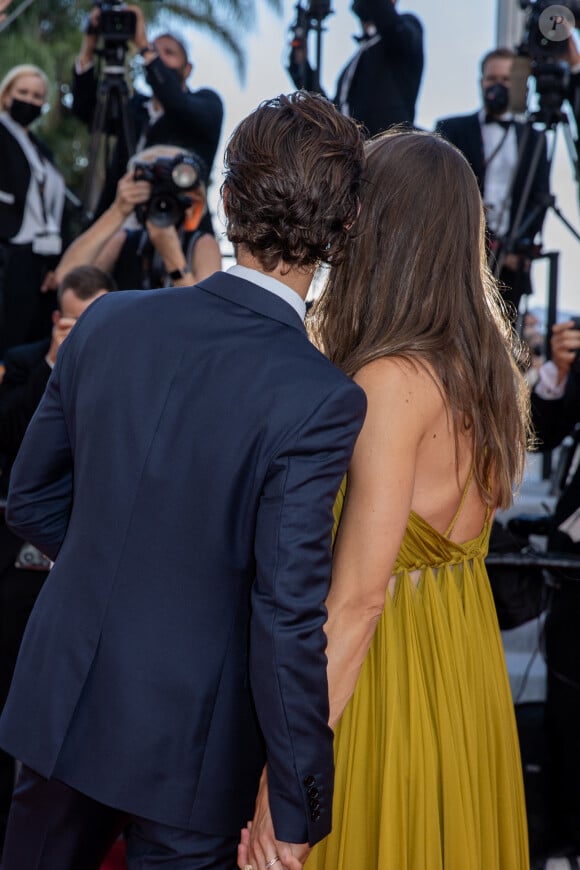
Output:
(227, 264), (307, 322)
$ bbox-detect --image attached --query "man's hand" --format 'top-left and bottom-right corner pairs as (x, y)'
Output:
(237, 769), (310, 870)
(40, 271), (59, 294)
(113, 171), (151, 219)
(145, 222), (183, 266)
(47, 317), (77, 367)
(503, 252), (531, 273)
(551, 320), (580, 383)
(125, 4), (149, 53)
(563, 33), (580, 67)
(0, 0), (13, 24)
(78, 7), (100, 71)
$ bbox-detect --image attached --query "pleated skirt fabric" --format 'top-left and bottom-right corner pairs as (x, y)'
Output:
(306, 510), (529, 870)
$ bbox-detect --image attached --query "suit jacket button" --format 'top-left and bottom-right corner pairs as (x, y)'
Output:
(312, 810), (321, 822)
(303, 775), (315, 786)
(307, 786), (319, 798)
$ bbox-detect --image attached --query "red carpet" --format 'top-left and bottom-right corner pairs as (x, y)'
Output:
(100, 839), (126, 870)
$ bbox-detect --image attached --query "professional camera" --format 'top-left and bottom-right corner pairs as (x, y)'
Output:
(132, 154), (206, 228)
(514, 0), (580, 119)
(97, 1), (136, 43)
(519, 0), (580, 61)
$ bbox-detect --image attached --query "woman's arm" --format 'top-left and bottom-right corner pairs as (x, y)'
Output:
(325, 357), (430, 727)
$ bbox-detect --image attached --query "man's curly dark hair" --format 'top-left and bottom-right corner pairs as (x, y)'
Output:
(222, 91), (364, 272)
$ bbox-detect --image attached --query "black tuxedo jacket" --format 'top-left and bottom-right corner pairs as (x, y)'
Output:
(531, 369), (580, 452)
(0, 125), (55, 242)
(0, 338), (51, 462)
(532, 371), (580, 552)
(334, 0), (423, 134)
(0, 273), (366, 843)
(436, 111), (550, 246)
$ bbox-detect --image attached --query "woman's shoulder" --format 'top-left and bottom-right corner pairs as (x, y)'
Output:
(354, 355), (447, 438)
(355, 355), (443, 403)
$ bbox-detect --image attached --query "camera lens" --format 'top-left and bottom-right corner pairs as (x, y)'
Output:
(148, 194), (183, 228)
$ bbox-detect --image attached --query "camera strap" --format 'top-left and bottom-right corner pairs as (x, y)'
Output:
(482, 125), (511, 170)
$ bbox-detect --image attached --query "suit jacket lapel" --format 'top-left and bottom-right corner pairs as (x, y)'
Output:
(198, 272), (307, 335)
(468, 112), (486, 193)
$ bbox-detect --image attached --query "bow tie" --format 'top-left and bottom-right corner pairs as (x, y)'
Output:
(484, 115), (511, 130)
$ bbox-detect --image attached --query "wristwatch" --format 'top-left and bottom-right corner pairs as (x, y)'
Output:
(168, 268), (186, 283)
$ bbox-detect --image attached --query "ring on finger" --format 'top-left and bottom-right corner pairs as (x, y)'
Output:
(265, 858), (281, 869)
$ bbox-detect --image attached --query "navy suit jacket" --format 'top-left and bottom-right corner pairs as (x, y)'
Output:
(0, 272), (366, 843)
(435, 111), (550, 246)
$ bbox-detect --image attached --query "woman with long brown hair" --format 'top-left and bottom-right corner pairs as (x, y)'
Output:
(304, 130), (531, 869)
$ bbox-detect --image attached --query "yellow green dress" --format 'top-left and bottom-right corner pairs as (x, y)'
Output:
(306, 479), (529, 870)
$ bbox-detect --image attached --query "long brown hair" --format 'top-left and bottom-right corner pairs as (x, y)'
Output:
(310, 130), (531, 508)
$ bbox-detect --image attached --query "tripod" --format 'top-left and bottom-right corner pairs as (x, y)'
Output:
(492, 91), (580, 334)
(288, 1), (334, 96)
(81, 42), (135, 224)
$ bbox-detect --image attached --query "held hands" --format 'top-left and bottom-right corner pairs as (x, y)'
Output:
(238, 769), (310, 870)
(551, 320), (580, 383)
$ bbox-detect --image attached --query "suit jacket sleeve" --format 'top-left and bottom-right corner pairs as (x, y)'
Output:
(5, 344), (74, 561)
(71, 64), (98, 127)
(0, 356), (51, 458)
(372, 0), (423, 60)
(145, 58), (223, 149)
(531, 370), (580, 450)
(251, 379), (366, 846)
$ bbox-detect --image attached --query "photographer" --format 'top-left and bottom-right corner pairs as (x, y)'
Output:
(436, 47), (550, 317)
(72, 4), (223, 225)
(0, 265), (113, 856)
(56, 145), (221, 290)
(0, 64), (67, 357)
(289, 0), (423, 136)
(530, 323), (580, 867)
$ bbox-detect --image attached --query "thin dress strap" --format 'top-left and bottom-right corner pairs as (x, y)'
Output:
(443, 466), (475, 539)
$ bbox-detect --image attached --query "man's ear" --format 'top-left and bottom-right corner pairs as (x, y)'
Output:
(183, 62), (193, 83)
(345, 199), (361, 231)
(222, 183), (229, 218)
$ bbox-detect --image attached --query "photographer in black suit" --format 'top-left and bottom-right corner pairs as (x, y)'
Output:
(531, 321), (580, 865)
(436, 47), (551, 317)
(0, 265), (113, 857)
(289, 0), (423, 136)
(72, 4), (223, 226)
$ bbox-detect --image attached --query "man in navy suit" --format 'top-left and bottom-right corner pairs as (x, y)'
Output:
(0, 92), (366, 870)
(436, 47), (551, 316)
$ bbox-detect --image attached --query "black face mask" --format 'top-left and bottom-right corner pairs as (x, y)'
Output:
(483, 83), (509, 116)
(9, 98), (42, 128)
